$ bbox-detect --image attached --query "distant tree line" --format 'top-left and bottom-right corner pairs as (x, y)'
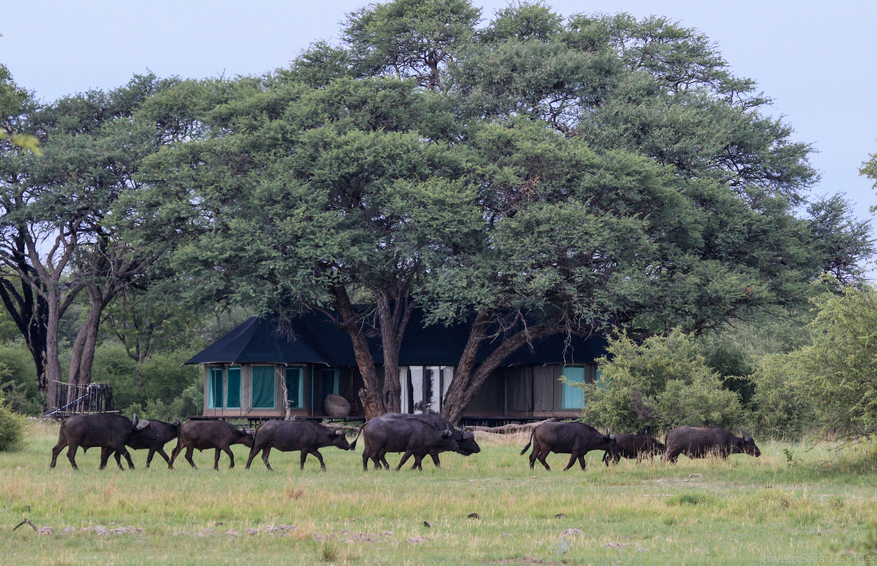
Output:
(1, 1), (874, 428)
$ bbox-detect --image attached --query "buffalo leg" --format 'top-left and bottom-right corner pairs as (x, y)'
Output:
(245, 446), (261, 470)
(578, 454), (587, 470)
(50, 437), (68, 469)
(111, 448), (125, 471)
(535, 449), (552, 471)
(120, 448), (136, 470)
(362, 451), (370, 471)
(305, 449), (326, 471)
(168, 442), (183, 470)
(66, 444), (81, 471)
(184, 447), (198, 469)
(395, 451), (415, 471)
(223, 447), (235, 469)
(213, 448), (222, 470)
(150, 448), (171, 468)
(99, 447), (114, 470)
(429, 453), (441, 468)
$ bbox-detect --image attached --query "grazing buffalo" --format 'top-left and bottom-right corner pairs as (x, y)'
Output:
(126, 419), (181, 468)
(168, 420), (254, 470)
(354, 415), (458, 471)
(521, 421), (619, 471)
(245, 419), (351, 471)
(664, 426), (761, 463)
(602, 434), (665, 465)
(382, 413), (481, 469)
(50, 414), (156, 471)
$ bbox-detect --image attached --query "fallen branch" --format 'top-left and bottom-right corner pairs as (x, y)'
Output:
(13, 518), (37, 532)
(465, 419), (554, 434)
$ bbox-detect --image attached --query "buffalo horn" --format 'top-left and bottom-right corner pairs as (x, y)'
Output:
(442, 427), (452, 437)
(334, 429), (343, 435)
(135, 419), (150, 430)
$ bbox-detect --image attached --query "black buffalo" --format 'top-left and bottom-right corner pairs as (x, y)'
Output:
(521, 421), (619, 471)
(168, 420), (254, 470)
(664, 426), (761, 463)
(602, 433), (665, 465)
(245, 419), (351, 471)
(354, 415), (458, 471)
(49, 414), (157, 471)
(126, 419), (181, 468)
(382, 413), (481, 469)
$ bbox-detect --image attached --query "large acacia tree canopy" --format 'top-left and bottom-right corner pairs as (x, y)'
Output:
(135, 1), (867, 337)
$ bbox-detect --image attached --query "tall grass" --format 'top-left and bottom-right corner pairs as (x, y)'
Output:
(1, 422), (875, 565)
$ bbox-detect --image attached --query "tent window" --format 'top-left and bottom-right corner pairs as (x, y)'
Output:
(252, 366), (276, 409)
(286, 367), (303, 409)
(321, 369), (340, 400)
(226, 366), (241, 409)
(561, 367), (585, 409)
(208, 367), (223, 409)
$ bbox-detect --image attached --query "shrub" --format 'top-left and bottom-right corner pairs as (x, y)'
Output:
(0, 391), (26, 452)
(581, 329), (745, 433)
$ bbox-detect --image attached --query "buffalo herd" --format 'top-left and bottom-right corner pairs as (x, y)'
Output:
(48, 414), (760, 472)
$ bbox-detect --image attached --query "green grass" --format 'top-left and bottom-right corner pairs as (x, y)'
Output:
(1, 421), (876, 565)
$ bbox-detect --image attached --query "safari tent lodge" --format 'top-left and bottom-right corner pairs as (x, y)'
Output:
(186, 311), (607, 424)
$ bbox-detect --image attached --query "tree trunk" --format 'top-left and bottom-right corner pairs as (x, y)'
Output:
(442, 314), (560, 426)
(377, 293), (413, 414)
(44, 293), (63, 411)
(331, 286), (385, 419)
(66, 286), (109, 403)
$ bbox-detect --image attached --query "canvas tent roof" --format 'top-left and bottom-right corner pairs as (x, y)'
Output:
(186, 310), (607, 367)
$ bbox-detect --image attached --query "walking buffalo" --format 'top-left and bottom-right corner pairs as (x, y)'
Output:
(664, 426), (761, 463)
(602, 433), (665, 465)
(126, 419), (181, 468)
(49, 414), (156, 471)
(168, 420), (254, 470)
(381, 413), (481, 469)
(245, 419), (351, 471)
(521, 421), (619, 471)
(354, 415), (458, 471)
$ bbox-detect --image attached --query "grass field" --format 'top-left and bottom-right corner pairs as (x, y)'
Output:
(2, 421), (876, 565)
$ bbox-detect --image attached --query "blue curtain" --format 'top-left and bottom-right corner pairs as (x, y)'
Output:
(226, 366), (241, 408)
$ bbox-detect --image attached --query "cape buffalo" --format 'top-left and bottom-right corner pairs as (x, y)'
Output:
(245, 419), (351, 471)
(664, 426), (761, 463)
(521, 421), (619, 471)
(49, 414), (156, 471)
(381, 413), (481, 469)
(354, 415), (458, 471)
(602, 434), (665, 465)
(168, 420), (254, 470)
(126, 419), (181, 468)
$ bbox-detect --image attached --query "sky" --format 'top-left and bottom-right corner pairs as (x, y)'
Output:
(3, 0), (876, 239)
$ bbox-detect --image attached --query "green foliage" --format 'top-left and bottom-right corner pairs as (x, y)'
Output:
(861, 151), (877, 214)
(0, 390), (26, 451)
(749, 352), (815, 439)
(0, 343), (41, 414)
(581, 330), (744, 433)
(796, 286), (877, 437)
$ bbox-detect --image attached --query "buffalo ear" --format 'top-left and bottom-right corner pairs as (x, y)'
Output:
(334, 429), (343, 436)
(135, 420), (150, 430)
(463, 431), (473, 440)
(609, 435), (617, 441)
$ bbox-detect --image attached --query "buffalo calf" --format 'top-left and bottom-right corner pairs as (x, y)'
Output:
(168, 420), (254, 470)
(602, 434), (664, 465)
(664, 426), (761, 463)
(521, 421), (618, 471)
(246, 419), (351, 471)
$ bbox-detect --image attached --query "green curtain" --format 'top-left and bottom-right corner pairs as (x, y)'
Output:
(209, 367), (223, 409)
(561, 367), (585, 409)
(226, 366), (241, 408)
(286, 367), (302, 408)
(252, 366), (275, 408)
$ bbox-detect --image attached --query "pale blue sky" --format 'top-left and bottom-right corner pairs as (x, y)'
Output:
(4, 1), (875, 245)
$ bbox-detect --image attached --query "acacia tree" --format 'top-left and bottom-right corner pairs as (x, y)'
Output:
(141, 76), (481, 418)
(0, 75), (175, 406)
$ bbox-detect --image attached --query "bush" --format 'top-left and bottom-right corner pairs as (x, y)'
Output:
(581, 329), (745, 433)
(0, 391), (26, 452)
(0, 343), (42, 414)
(749, 352), (814, 440)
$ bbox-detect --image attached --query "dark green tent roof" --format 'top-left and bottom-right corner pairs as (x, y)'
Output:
(186, 310), (607, 367)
